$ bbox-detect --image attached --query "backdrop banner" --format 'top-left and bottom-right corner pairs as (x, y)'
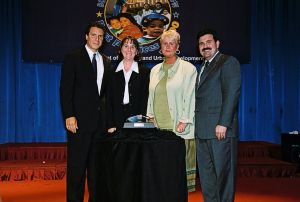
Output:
(22, 0), (250, 64)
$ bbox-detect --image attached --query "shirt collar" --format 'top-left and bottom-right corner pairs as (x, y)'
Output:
(159, 57), (180, 71)
(85, 44), (98, 59)
(206, 51), (219, 63)
(115, 60), (139, 73)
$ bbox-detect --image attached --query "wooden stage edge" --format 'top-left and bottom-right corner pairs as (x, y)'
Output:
(0, 141), (298, 181)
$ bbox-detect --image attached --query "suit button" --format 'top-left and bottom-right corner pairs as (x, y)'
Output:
(97, 107), (100, 111)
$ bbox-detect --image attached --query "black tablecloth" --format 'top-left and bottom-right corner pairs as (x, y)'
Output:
(94, 128), (187, 202)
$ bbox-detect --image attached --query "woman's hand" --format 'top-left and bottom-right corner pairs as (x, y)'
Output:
(108, 128), (117, 134)
(147, 116), (157, 127)
(176, 122), (187, 133)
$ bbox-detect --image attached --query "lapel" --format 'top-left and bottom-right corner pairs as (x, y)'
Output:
(129, 69), (139, 84)
(115, 70), (126, 86)
(129, 63), (142, 83)
(100, 53), (111, 96)
(81, 47), (94, 74)
(198, 52), (222, 88)
(196, 62), (204, 89)
(115, 64), (139, 86)
(151, 58), (181, 89)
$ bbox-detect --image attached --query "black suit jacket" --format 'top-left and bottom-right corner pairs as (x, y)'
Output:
(106, 64), (150, 129)
(60, 47), (112, 133)
(195, 52), (241, 139)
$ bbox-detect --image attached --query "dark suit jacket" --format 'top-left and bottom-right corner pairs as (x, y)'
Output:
(106, 64), (150, 129)
(195, 52), (241, 139)
(60, 47), (112, 133)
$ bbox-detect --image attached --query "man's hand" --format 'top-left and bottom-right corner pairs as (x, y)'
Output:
(66, 117), (78, 134)
(215, 125), (227, 140)
(108, 128), (117, 134)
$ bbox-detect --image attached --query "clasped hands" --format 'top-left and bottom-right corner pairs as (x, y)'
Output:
(65, 117), (78, 133)
(147, 117), (187, 133)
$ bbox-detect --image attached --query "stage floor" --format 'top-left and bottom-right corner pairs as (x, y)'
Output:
(0, 141), (298, 181)
(0, 141), (300, 202)
(1, 177), (300, 202)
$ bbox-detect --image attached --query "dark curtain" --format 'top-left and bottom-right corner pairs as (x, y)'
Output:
(0, 0), (299, 143)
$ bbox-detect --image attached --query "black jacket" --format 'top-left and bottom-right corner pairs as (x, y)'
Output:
(106, 64), (150, 129)
(60, 47), (112, 133)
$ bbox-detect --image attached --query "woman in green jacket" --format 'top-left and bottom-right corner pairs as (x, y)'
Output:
(147, 30), (197, 192)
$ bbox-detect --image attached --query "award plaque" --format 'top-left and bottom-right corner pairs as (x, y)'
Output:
(123, 115), (155, 129)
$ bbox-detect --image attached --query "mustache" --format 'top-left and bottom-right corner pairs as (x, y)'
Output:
(202, 47), (211, 52)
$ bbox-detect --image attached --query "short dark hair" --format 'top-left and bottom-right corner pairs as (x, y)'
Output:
(118, 36), (141, 61)
(141, 13), (169, 27)
(118, 13), (140, 25)
(85, 21), (106, 36)
(118, 13), (142, 32)
(108, 16), (119, 25)
(196, 29), (219, 42)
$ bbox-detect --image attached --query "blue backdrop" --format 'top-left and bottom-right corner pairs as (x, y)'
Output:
(0, 0), (299, 143)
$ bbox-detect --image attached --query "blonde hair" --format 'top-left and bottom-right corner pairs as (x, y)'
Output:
(160, 30), (180, 45)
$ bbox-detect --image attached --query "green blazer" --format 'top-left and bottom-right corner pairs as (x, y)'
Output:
(147, 58), (197, 139)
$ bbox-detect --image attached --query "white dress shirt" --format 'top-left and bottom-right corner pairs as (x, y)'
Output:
(85, 45), (104, 95)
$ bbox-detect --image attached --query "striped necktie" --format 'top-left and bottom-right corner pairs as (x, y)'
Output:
(198, 61), (209, 85)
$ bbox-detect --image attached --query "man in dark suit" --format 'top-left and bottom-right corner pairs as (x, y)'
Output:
(60, 21), (111, 202)
(195, 29), (241, 202)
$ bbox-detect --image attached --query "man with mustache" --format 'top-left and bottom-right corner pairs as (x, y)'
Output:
(195, 29), (241, 202)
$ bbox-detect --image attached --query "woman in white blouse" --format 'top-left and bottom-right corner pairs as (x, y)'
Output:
(106, 36), (150, 133)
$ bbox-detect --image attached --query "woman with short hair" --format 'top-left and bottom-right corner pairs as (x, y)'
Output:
(147, 30), (197, 192)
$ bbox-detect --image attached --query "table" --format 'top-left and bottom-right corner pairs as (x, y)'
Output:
(94, 128), (187, 202)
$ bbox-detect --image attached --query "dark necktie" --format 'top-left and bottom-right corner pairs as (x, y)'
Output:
(203, 61), (209, 72)
(198, 61), (209, 85)
(92, 53), (97, 78)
